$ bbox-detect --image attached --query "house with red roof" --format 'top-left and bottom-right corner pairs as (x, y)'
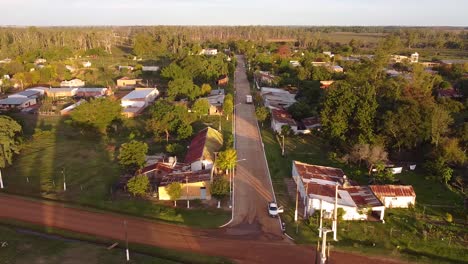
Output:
(185, 127), (223, 172)
(271, 109), (298, 134)
(370, 185), (416, 208)
(292, 161), (385, 221)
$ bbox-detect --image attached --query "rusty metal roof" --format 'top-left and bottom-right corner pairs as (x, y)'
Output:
(294, 161), (345, 184)
(369, 185), (416, 197)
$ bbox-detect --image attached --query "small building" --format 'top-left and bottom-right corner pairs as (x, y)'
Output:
(323, 51), (334, 57)
(440, 59), (468, 65)
(391, 55), (409, 63)
(270, 109), (298, 134)
(121, 88), (159, 117)
(142, 66), (160, 72)
(289, 60), (301, 67)
(158, 169), (212, 201)
(410, 52), (419, 63)
(0, 58), (11, 64)
(329, 65), (343, 73)
(203, 89), (225, 115)
(420, 62), (440, 69)
(65, 65), (75, 72)
(217, 75), (229, 86)
(76, 87), (108, 97)
(118, 66), (134, 71)
(47, 87), (78, 98)
(301, 117), (321, 131)
(8, 89), (42, 99)
(438, 88), (463, 98)
(0, 97), (36, 110)
(60, 78), (85, 88)
(370, 185), (416, 208)
(117, 77), (142, 88)
(312, 61), (329, 67)
(34, 58), (47, 65)
(26, 87), (48, 96)
(320, 80), (334, 89)
(199, 48), (218, 56)
(261, 87), (297, 110)
(255, 71), (277, 86)
(184, 127), (223, 172)
(82, 61), (92, 67)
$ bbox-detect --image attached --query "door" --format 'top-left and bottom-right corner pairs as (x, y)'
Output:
(200, 187), (206, 200)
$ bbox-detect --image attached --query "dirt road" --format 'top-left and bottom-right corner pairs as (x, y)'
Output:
(226, 55), (282, 240)
(0, 194), (403, 264)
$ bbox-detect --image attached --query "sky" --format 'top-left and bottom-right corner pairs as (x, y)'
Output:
(0, 0), (467, 26)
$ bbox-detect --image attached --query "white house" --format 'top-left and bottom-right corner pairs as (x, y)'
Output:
(290, 60), (301, 67)
(270, 109), (298, 134)
(410, 52), (419, 63)
(200, 48), (218, 56)
(142, 66), (160, 72)
(121, 88), (159, 117)
(292, 161), (385, 221)
(184, 127), (223, 172)
(60, 78), (85, 87)
(82, 61), (92, 67)
(0, 97), (36, 110)
(370, 185), (416, 208)
(34, 58), (47, 65)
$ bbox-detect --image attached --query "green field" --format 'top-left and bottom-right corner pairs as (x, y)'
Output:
(2, 114), (230, 228)
(260, 128), (467, 264)
(0, 220), (232, 264)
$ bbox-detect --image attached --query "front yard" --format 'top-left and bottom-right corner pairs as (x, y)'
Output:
(2, 114), (230, 228)
(260, 128), (467, 264)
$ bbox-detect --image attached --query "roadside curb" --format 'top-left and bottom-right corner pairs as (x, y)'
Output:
(284, 233), (295, 241)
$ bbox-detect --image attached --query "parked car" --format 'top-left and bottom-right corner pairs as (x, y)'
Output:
(268, 201), (283, 217)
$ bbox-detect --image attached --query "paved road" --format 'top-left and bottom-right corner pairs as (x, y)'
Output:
(226, 55), (282, 240)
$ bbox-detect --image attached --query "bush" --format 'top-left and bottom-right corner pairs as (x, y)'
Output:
(445, 213), (453, 223)
(166, 143), (184, 158)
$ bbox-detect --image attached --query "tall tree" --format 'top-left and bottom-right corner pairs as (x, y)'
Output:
(127, 175), (150, 197)
(0, 115), (22, 168)
(223, 94), (234, 120)
(166, 182), (182, 206)
(118, 140), (148, 171)
(255, 106), (269, 127)
(70, 98), (122, 134)
(192, 98), (210, 118)
(167, 78), (200, 101)
(216, 148), (237, 174)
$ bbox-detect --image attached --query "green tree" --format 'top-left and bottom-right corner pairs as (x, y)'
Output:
(118, 140), (148, 171)
(210, 176), (230, 206)
(201, 83), (212, 95)
(216, 148), (237, 174)
(223, 94), (234, 120)
(70, 98), (122, 134)
(431, 106), (452, 147)
(281, 125), (292, 136)
(127, 174), (149, 197)
(167, 78), (200, 101)
(166, 143), (184, 158)
(439, 138), (466, 165)
(177, 123), (193, 140)
(166, 182), (182, 206)
(0, 115), (22, 168)
(161, 63), (188, 80)
(288, 101), (312, 120)
(255, 106), (269, 127)
(192, 98), (210, 118)
(148, 100), (195, 142)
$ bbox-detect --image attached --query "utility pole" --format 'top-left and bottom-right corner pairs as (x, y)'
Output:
(229, 165), (232, 209)
(295, 176), (299, 234)
(319, 199), (323, 238)
(319, 228), (333, 264)
(62, 168), (66, 191)
(0, 144), (5, 189)
(303, 183), (309, 218)
(281, 135), (285, 156)
(186, 176), (190, 208)
(124, 220), (129, 262)
(333, 183), (338, 241)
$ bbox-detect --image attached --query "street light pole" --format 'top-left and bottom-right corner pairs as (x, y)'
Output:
(333, 183), (338, 241)
(229, 165), (232, 209)
(124, 220), (129, 262)
(281, 135), (285, 156)
(0, 144), (6, 189)
(62, 168), (66, 191)
(186, 176), (190, 208)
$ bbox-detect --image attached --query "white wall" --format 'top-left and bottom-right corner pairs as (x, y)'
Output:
(382, 196), (415, 208)
(190, 160), (213, 172)
(308, 198), (368, 221)
(121, 100), (146, 108)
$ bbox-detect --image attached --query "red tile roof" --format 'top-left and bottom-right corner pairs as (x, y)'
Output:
(271, 109), (296, 126)
(294, 161), (345, 184)
(159, 169), (212, 186)
(370, 185), (416, 197)
(184, 127), (223, 164)
(302, 117), (321, 128)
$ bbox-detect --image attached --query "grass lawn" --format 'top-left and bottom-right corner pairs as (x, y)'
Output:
(3, 114), (230, 229)
(260, 128), (467, 264)
(0, 220), (232, 264)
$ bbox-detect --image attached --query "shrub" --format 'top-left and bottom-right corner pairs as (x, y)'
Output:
(445, 213), (453, 223)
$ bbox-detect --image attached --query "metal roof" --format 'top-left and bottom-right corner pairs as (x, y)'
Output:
(369, 185), (416, 197)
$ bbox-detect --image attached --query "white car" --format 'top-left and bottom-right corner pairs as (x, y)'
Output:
(268, 202), (283, 217)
